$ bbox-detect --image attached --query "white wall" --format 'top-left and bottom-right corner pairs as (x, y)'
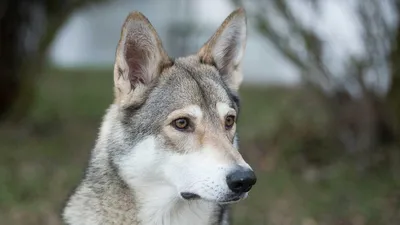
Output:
(49, 0), (301, 85)
(49, 0), (366, 86)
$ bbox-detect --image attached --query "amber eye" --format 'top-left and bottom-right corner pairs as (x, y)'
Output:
(225, 115), (235, 129)
(173, 118), (190, 130)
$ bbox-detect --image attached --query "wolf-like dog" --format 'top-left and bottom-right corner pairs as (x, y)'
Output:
(62, 8), (256, 225)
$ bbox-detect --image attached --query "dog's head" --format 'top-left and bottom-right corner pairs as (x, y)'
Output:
(108, 8), (256, 204)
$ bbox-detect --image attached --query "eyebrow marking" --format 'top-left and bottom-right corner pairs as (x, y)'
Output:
(167, 105), (203, 121)
(216, 102), (236, 119)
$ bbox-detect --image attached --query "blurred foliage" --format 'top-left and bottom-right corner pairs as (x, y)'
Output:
(1, 69), (399, 225)
(233, 0), (400, 170)
(1, 1), (400, 224)
(0, 0), (108, 121)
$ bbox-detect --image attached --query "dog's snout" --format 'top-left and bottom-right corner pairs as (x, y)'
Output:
(226, 167), (256, 193)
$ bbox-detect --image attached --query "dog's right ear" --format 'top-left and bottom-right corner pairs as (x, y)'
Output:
(114, 11), (171, 106)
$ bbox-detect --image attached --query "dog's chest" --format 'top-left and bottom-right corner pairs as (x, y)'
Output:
(129, 184), (217, 225)
(138, 201), (217, 225)
(98, 201), (218, 225)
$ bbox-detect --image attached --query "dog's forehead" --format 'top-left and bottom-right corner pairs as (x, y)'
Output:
(154, 56), (235, 112)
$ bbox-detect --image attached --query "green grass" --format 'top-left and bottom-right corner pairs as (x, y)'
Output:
(0, 68), (399, 225)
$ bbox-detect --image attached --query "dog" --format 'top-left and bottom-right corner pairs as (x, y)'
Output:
(62, 7), (256, 225)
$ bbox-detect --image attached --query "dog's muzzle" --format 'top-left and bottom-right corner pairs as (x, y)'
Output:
(180, 166), (256, 203)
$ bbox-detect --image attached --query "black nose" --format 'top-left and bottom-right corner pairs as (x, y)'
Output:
(226, 167), (257, 193)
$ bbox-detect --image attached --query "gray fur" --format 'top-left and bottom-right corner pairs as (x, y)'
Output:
(62, 8), (250, 225)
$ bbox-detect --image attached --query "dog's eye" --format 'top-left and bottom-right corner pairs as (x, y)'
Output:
(225, 115), (235, 129)
(173, 118), (190, 131)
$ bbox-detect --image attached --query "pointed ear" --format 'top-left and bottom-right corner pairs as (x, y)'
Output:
(114, 11), (171, 106)
(198, 8), (247, 91)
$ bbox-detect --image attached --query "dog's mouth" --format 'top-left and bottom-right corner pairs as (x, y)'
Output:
(180, 192), (201, 200)
(180, 192), (248, 204)
(218, 192), (248, 204)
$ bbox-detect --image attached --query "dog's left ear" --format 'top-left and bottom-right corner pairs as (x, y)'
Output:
(198, 8), (247, 91)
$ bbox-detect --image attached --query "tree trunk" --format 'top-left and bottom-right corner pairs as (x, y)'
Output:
(387, 26), (400, 143)
(0, 0), (26, 120)
(0, 0), (108, 121)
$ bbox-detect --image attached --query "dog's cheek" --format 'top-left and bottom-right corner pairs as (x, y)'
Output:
(161, 126), (201, 153)
(116, 136), (165, 185)
(227, 125), (237, 143)
(158, 152), (197, 191)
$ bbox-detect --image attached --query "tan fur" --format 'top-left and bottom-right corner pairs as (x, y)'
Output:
(161, 103), (242, 165)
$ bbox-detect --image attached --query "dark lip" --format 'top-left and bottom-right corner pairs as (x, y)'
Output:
(217, 196), (242, 204)
(180, 192), (201, 200)
(180, 192), (244, 204)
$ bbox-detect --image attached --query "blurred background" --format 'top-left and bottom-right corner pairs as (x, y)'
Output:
(1, 0), (400, 224)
